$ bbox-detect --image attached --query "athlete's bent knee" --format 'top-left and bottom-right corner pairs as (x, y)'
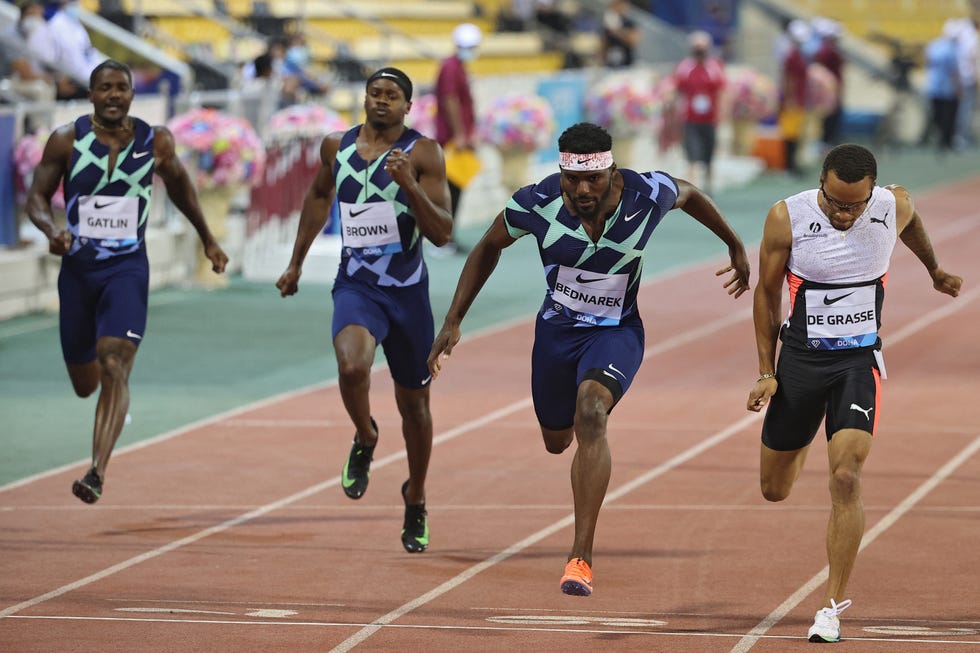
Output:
(829, 467), (861, 502)
(542, 428), (573, 454)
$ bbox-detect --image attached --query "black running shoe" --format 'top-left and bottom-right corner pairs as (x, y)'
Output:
(72, 467), (102, 504)
(341, 418), (377, 500)
(401, 480), (429, 553)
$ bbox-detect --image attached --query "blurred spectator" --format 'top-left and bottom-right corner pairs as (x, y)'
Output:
(812, 18), (844, 148)
(497, 0), (534, 32)
(600, 0), (640, 68)
(673, 31), (725, 193)
(923, 19), (961, 153)
(0, 1), (56, 104)
(279, 33), (329, 107)
(241, 36), (286, 82)
(434, 22), (482, 255)
(778, 19), (810, 176)
(240, 52), (282, 138)
(954, 18), (977, 148)
(26, 0), (106, 99)
(534, 0), (571, 38)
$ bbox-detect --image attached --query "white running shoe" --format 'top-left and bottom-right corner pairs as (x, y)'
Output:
(807, 598), (852, 643)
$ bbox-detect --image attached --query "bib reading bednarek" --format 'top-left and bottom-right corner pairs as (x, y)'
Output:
(77, 195), (139, 240)
(553, 265), (628, 325)
(340, 201), (402, 256)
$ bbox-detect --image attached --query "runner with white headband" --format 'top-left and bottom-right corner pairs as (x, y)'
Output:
(428, 122), (750, 596)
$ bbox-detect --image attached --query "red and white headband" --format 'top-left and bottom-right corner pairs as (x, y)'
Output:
(558, 150), (614, 171)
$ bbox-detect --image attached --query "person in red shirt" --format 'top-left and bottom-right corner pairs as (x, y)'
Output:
(813, 18), (845, 149)
(780, 20), (810, 177)
(673, 31), (726, 193)
(433, 22), (482, 255)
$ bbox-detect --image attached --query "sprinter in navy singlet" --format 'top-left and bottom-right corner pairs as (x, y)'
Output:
(26, 61), (228, 504)
(429, 122), (750, 596)
(277, 68), (453, 553)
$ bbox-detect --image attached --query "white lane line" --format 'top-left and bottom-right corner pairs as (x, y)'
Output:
(330, 277), (980, 651)
(0, 293), (749, 620)
(726, 285), (980, 653)
(327, 412), (763, 653)
(729, 433), (980, 653)
(8, 615), (978, 647)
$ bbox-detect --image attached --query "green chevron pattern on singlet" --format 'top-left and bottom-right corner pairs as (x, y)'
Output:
(509, 195), (648, 289)
(69, 130), (153, 227)
(335, 139), (421, 249)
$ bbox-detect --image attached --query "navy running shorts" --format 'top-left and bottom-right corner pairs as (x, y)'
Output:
(530, 315), (645, 430)
(58, 250), (149, 365)
(762, 345), (882, 451)
(331, 274), (434, 389)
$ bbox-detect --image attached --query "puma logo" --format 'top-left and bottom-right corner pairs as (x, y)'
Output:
(849, 403), (873, 420)
(870, 213), (888, 227)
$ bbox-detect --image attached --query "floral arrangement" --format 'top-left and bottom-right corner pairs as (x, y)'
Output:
(266, 103), (350, 145)
(583, 76), (663, 135)
(477, 93), (556, 153)
(167, 108), (265, 189)
(405, 93), (437, 139)
(807, 63), (839, 115)
(13, 128), (64, 209)
(726, 67), (779, 122)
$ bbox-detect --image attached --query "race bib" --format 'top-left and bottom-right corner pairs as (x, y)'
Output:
(340, 201), (402, 256)
(804, 285), (878, 350)
(553, 265), (628, 326)
(77, 195), (139, 241)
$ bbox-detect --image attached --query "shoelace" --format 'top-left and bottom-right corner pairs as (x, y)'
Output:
(821, 598), (852, 617)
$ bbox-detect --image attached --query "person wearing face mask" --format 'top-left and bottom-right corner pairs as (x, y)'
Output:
(432, 22), (482, 256)
(26, 0), (106, 99)
(0, 1), (56, 103)
(672, 30), (726, 194)
(278, 32), (329, 107)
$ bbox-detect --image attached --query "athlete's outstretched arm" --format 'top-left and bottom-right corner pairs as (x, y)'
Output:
(887, 184), (962, 298)
(428, 212), (517, 377)
(748, 200), (791, 412)
(673, 178), (751, 297)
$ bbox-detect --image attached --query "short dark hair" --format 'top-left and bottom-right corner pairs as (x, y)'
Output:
(89, 59), (132, 90)
(821, 143), (877, 184)
(558, 122), (612, 154)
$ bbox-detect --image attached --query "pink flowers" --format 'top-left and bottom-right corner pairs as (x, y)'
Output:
(584, 77), (664, 135)
(13, 129), (64, 209)
(478, 93), (556, 152)
(727, 67), (779, 122)
(405, 93), (437, 139)
(167, 108), (265, 189)
(266, 104), (350, 145)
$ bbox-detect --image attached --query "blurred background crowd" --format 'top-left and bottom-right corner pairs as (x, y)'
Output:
(0, 0), (977, 310)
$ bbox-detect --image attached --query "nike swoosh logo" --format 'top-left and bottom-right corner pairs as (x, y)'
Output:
(607, 363), (625, 377)
(126, 329), (142, 340)
(132, 151), (150, 159)
(349, 207), (373, 218)
(575, 273), (606, 284)
(624, 210), (642, 222)
(823, 292), (855, 305)
(421, 375), (432, 385)
(577, 158), (590, 164)
(94, 201), (117, 209)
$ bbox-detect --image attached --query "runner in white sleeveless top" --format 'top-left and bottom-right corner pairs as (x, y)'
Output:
(746, 143), (962, 643)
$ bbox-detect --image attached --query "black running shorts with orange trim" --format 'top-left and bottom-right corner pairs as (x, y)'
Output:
(762, 345), (882, 451)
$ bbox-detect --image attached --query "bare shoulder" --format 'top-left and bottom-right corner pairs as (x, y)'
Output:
(408, 135), (446, 172)
(884, 183), (915, 227)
